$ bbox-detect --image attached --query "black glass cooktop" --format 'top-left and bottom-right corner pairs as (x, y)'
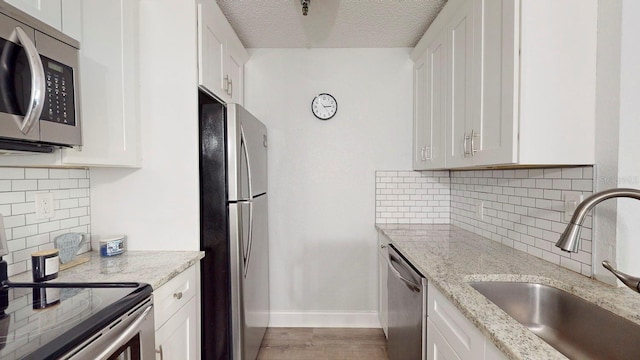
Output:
(0, 282), (151, 359)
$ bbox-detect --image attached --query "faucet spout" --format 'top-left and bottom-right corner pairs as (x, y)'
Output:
(555, 188), (640, 252)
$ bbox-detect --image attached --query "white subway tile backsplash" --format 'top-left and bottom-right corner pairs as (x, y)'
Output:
(0, 167), (91, 277)
(49, 169), (70, 179)
(375, 170), (450, 224)
(376, 165), (595, 276)
(451, 166), (594, 275)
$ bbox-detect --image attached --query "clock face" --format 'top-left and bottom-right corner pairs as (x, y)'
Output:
(311, 93), (338, 120)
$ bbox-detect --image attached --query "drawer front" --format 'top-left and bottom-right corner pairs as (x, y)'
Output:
(427, 319), (462, 360)
(428, 283), (484, 360)
(154, 265), (197, 330)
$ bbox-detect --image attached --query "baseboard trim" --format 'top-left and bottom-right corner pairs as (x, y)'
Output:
(269, 311), (381, 328)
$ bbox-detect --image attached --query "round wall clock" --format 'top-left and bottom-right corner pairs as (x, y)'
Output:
(311, 93), (338, 120)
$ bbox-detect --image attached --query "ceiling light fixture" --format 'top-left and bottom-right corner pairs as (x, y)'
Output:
(301, 0), (310, 16)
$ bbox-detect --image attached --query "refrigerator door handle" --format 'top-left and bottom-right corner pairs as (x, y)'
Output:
(240, 124), (253, 200)
(243, 201), (254, 278)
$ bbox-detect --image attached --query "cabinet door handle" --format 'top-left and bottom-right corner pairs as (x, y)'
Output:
(425, 146), (432, 160)
(463, 133), (471, 157)
(420, 146), (426, 161)
(228, 79), (233, 97)
(173, 292), (183, 300)
(156, 345), (164, 360)
(471, 129), (479, 156)
(223, 75), (229, 91)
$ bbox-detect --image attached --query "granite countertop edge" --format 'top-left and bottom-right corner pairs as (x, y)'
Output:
(10, 250), (205, 290)
(376, 223), (640, 360)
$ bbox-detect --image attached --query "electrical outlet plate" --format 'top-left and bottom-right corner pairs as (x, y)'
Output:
(564, 193), (583, 222)
(35, 192), (55, 219)
(476, 201), (484, 220)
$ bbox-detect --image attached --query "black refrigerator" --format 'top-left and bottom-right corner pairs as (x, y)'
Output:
(199, 91), (270, 360)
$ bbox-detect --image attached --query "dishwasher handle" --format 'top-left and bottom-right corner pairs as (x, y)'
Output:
(387, 250), (422, 293)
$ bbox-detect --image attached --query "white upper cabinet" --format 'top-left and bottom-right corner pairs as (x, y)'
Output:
(445, 0), (476, 168)
(60, 0), (81, 40)
(4, 0), (81, 40)
(413, 25), (447, 170)
(197, 0), (248, 104)
(3, 0), (62, 30)
(61, 0), (140, 167)
(412, 0), (597, 169)
(0, 0), (140, 168)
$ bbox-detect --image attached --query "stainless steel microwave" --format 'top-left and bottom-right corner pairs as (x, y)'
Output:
(0, 4), (81, 153)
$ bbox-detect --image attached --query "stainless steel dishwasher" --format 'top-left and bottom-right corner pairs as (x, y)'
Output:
(387, 244), (427, 360)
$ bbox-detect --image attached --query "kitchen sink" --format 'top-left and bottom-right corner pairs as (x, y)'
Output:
(469, 281), (640, 360)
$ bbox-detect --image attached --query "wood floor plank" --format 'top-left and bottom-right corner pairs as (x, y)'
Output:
(257, 328), (389, 360)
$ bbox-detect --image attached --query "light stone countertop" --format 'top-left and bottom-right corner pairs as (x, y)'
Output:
(10, 250), (205, 290)
(377, 224), (640, 360)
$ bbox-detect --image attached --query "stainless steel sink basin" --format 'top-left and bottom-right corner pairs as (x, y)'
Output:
(469, 282), (640, 360)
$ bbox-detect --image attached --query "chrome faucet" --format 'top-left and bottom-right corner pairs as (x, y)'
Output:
(555, 188), (640, 292)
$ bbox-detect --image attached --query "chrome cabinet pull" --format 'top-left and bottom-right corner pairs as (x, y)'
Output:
(156, 345), (164, 360)
(173, 292), (183, 300)
(420, 146), (426, 161)
(9, 27), (44, 135)
(463, 133), (471, 157)
(471, 129), (479, 156)
(228, 79), (233, 97)
(223, 75), (229, 91)
(425, 146), (432, 160)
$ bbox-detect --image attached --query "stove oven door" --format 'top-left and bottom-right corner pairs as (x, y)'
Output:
(62, 297), (155, 360)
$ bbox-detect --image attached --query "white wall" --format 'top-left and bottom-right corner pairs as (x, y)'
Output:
(245, 49), (412, 327)
(89, 0), (200, 251)
(593, 0), (640, 283)
(616, 0), (640, 276)
(593, 0), (622, 283)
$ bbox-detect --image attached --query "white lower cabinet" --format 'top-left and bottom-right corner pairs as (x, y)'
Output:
(427, 283), (506, 360)
(153, 264), (201, 360)
(427, 319), (461, 360)
(155, 296), (198, 360)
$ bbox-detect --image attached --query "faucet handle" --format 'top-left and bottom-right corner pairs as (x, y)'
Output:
(602, 260), (640, 293)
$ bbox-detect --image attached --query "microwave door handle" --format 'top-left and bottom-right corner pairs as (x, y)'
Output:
(240, 124), (253, 200)
(10, 27), (45, 135)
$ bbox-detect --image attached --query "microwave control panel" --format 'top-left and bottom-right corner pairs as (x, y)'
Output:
(41, 56), (76, 127)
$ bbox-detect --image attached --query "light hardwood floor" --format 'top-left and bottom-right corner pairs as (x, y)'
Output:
(257, 328), (389, 360)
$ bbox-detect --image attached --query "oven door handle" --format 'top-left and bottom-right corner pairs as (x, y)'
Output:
(9, 26), (45, 135)
(95, 304), (153, 360)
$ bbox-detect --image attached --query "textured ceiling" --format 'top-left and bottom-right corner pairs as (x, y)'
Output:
(216, 0), (447, 48)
